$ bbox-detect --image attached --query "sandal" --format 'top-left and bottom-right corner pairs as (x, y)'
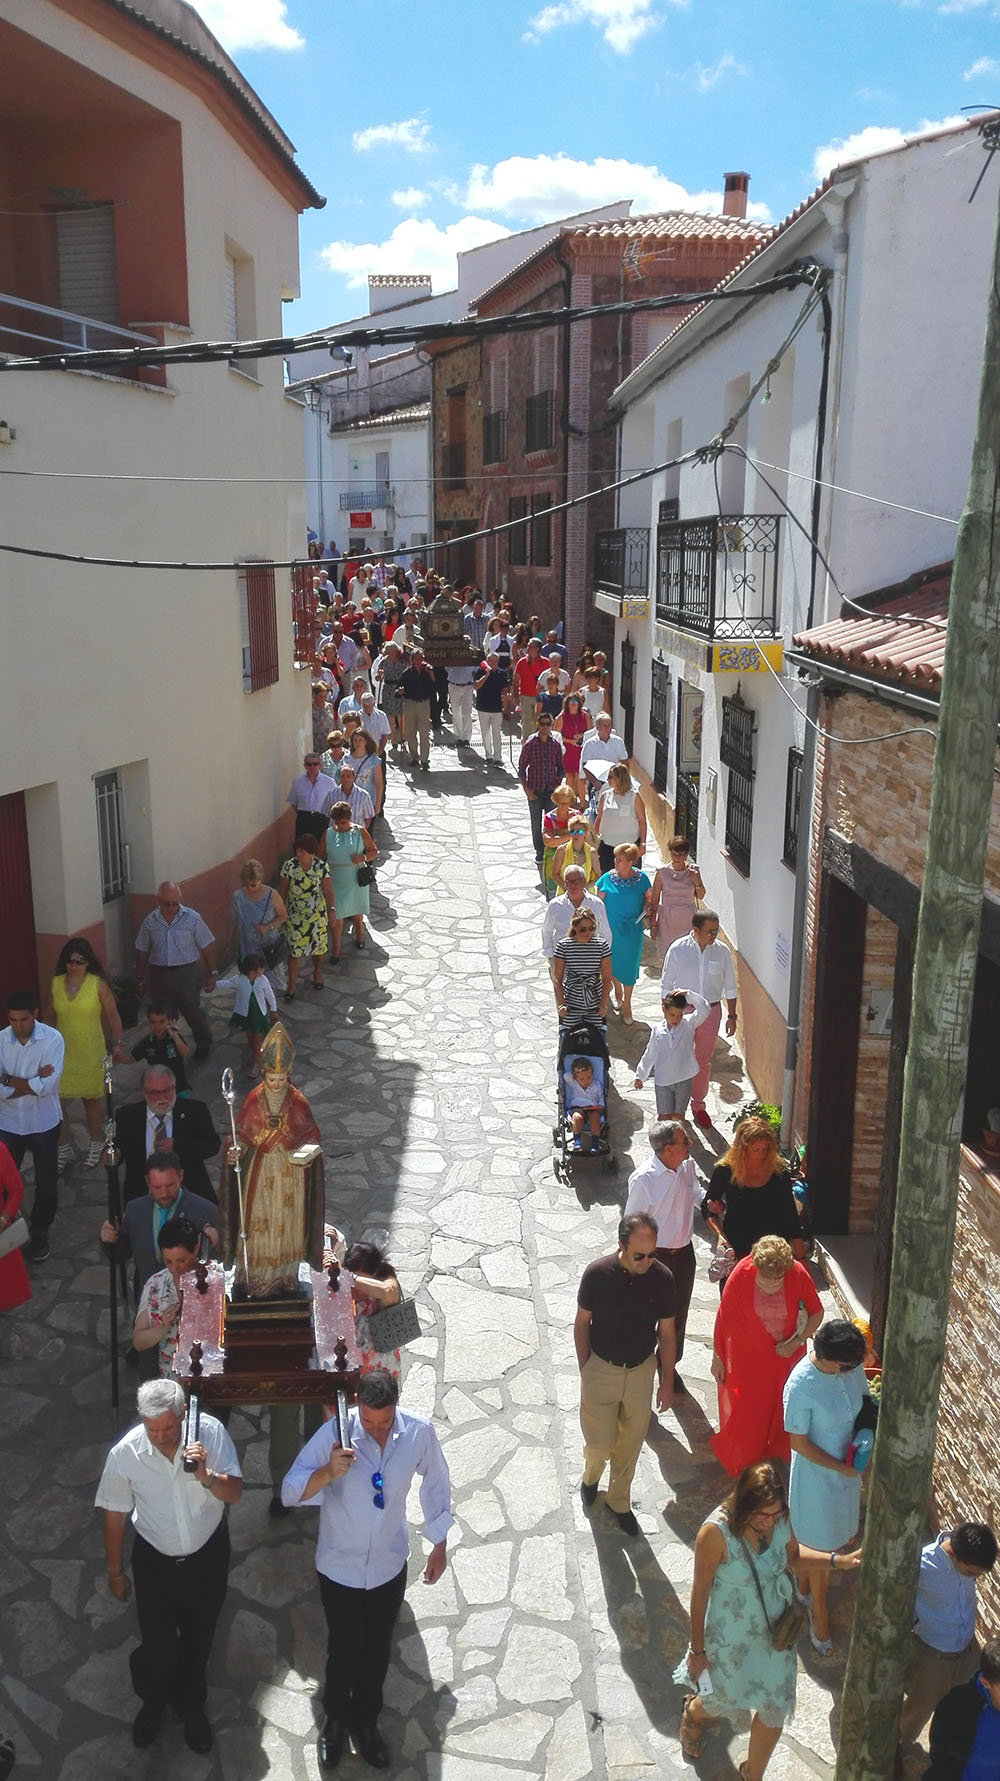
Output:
(283, 990), (296, 1002)
(739, 1765), (753, 1781)
(86, 1139), (104, 1169)
(680, 1696), (702, 1759)
(313, 978), (325, 990)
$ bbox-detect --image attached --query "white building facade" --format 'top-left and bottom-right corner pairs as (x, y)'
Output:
(0, 0), (322, 997)
(603, 122), (998, 1106)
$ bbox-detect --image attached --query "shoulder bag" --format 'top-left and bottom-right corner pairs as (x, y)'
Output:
(0, 1215), (29, 1261)
(366, 1291), (422, 1353)
(741, 1537), (806, 1652)
(257, 889), (287, 970)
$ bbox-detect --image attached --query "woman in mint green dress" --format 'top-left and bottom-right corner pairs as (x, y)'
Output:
(675, 1461), (860, 1779)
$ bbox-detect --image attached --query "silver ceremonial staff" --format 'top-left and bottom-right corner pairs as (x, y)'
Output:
(221, 1067), (251, 1291)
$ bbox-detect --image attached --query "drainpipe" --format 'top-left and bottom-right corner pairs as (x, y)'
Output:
(554, 236), (573, 645)
(780, 674), (822, 1151)
(812, 175), (857, 625)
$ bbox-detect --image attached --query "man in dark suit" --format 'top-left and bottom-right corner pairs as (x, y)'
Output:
(101, 1153), (218, 1292)
(116, 1066), (220, 1205)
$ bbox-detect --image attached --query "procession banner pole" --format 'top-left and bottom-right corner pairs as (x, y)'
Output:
(221, 1068), (251, 1292)
(102, 1053), (124, 1418)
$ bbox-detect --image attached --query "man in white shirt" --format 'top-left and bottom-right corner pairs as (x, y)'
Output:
(0, 989), (65, 1261)
(283, 1367), (453, 1772)
(662, 911), (738, 1130)
(95, 1378), (242, 1755)
(546, 651), (571, 694)
(337, 675), (370, 720)
(579, 714), (629, 793)
(286, 753), (338, 844)
(337, 764), (375, 830)
(358, 689), (390, 754)
(540, 865), (612, 975)
(624, 1120), (703, 1391)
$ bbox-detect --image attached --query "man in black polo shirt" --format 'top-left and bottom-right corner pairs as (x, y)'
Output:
(574, 1212), (675, 1536)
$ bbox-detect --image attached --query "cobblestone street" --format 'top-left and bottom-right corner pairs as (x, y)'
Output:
(0, 742), (851, 1781)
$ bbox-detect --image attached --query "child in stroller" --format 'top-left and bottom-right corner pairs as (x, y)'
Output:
(566, 1057), (603, 1151)
(556, 1021), (616, 1171)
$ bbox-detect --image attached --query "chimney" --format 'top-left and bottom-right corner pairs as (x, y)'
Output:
(723, 172), (749, 220)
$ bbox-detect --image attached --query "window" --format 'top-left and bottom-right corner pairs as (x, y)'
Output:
(508, 496), (528, 567)
(442, 387), (467, 487)
(783, 747), (804, 869)
(225, 239), (257, 377)
(721, 692), (755, 874)
(484, 355), (508, 464)
(57, 204), (118, 331)
(531, 494), (552, 567)
(525, 388), (555, 453)
(238, 559), (279, 691)
(649, 657), (670, 741)
(94, 771), (126, 902)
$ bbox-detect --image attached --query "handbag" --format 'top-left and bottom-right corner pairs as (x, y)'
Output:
(0, 1215), (28, 1261)
(256, 890), (286, 969)
(742, 1538), (807, 1652)
(356, 863), (376, 887)
(365, 1293), (422, 1353)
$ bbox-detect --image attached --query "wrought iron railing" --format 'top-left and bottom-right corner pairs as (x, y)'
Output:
(482, 409), (507, 464)
(440, 442), (466, 490)
(595, 527), (649, 596)
(0, 291), (157, 359)
(655, 513), (780, 637)
(338, 485), (391, 511)
(525, 387), (555, 453)
(675, 770), (700, 851)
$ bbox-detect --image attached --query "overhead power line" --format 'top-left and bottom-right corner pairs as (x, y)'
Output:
(0, 268), (816, 377)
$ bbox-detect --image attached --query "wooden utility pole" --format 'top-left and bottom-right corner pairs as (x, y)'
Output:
(834, 176), (1000, 1778)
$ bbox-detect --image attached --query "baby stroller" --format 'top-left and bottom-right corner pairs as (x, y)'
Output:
(554, 1020), (617, 1180)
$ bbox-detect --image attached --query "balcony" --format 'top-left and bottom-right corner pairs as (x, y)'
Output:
(440, 441), (466, 491)
(525, 388), (555, 454)
(482, 408), (507, 465)
(0, 293), (159, 378)
(655, 513), (780, 640)
(338, 485), (392, 512)
(593, 527), (650, 616)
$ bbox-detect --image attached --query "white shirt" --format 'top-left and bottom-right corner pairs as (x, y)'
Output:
(624, 1153), (702, 1249)
(579, 731), (629, 776)
(282, 1407), (454, 1589)
(0, 1020), (64, 1135)
(359, 706), (391, 745)
(662, 933), (737, 1003)
(634, 994), (711, 1086)
(95, 1415), (240, 1556)
(540, 892), (613, 959)
(286, 771), (338, 816)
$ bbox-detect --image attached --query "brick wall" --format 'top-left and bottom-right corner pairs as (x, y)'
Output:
(934, 1152), (1000, 1640)
(849, 905), (897, 1232)
(429, 339), (482, 579)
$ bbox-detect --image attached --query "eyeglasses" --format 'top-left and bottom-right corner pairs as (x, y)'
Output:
(66, 955), (87, 966)
(630, 1250), (655, 1262)
(754, 1505), (784, 1520)
(837, 1361), (857, 1373)
(372, 1470), (385, 1510)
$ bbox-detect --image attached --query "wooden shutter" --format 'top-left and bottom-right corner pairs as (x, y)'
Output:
(240, 561), (279, 691)
(56, 205), (118, 325)
(0, 792), (38, 1008)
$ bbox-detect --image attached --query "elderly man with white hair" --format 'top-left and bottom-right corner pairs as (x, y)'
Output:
(579, 713), (629, 795)
(541, 864), (613, 977)
(95, 1378), (241, 1754)
(134, 884), (216, 1060)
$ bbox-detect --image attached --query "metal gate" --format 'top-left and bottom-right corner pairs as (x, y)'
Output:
(675, 771), (700, 852)
(0, 791), (38, 1007)
(619, 635), (635, 756)
(95, 771), (131, 980)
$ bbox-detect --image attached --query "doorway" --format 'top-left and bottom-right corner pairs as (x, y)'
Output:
(0, 791), (38, 1006)
(675, 680), (703, 849)
(619, 635), (635, 756)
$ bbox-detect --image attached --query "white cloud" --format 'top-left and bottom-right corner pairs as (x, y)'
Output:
(352, 118), (431, 155)
(812, 115), (966, 180)
(194, 0), (304, 51)
(464, 152), (761, 223)
(523, 0), (667, 55)
(964, 54), (1000, 77)
(391, 187), (429, 209)
(319, 216), (513, 291)
(695, 51), (748, 91)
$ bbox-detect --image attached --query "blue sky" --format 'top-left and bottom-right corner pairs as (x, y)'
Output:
(196, 0), (1000, 334)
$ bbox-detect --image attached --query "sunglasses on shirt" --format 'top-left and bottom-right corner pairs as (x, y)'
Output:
(372, 1470), (385, 1510)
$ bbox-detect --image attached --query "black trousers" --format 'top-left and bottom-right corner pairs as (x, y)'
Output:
(319, 1563), (407, 1727)
(0, 1126), (59, 1235)
(294, 809), (330, 843)
(431, 665), (449, 725)
(654, 1241), (697, 1363)
(130, 1520), (229, 1715)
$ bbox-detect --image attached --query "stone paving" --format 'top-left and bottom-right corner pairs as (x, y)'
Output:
(0, 728), (861, 1781)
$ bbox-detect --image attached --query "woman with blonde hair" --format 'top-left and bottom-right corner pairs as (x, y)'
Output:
(703, 1117), (804, 1278)
(710, 1235), (823, 1476)
(678, 1459), (860, 1776)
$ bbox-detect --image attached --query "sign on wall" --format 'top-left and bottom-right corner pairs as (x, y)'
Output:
(711, 641), (784, 674)
(349, 512), (372, 529)
(622, 596), (649, 618)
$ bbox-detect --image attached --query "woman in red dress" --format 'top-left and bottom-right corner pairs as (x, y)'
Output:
(0, 1143), (31, 1312)
(710, 1235), (822, 1476)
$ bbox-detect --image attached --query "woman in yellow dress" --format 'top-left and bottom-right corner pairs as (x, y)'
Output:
(47, 938), (127, 1170)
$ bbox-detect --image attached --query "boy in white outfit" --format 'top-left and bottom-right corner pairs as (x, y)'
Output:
(633, 989), (711, 1116)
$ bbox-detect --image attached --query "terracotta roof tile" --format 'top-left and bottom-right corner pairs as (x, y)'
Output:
(792, 569), (951, 696)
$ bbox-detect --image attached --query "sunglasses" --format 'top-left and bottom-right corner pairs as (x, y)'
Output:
(630, 1250), (655, 1262)
(66, 955), (87, 965)
(372, 1470), (385, 1510)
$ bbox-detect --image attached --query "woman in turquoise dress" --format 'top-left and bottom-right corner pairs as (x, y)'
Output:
(677, 1460), (860, 1779)
(278, 834), (334, 998)
(595, 844), (652, 1024)
(324, 799), (377, 955)
(783, 1319), (869, 1653)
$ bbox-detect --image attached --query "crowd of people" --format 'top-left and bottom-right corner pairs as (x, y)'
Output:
(0, 569), (996, 1779)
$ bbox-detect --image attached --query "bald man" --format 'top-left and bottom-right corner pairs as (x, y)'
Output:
(135, 885), (216, 1060)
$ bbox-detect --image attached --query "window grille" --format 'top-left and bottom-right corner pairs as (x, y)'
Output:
(783, 747), (804, 869)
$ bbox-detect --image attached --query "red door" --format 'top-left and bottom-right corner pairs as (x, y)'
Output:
(0, 792), (38, 1008)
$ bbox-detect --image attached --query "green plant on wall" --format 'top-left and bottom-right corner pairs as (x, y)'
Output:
(727, 1098), (781, 1135)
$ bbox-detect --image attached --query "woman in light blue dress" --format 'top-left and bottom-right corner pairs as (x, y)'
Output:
(676, 1460), (861, 1779)
(324, 800), (377, 955)
(594, 844), (652, 1024)
(783, 1319), (869, 1654)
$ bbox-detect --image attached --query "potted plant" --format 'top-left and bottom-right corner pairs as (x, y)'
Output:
(727, 1098), (781, 1138)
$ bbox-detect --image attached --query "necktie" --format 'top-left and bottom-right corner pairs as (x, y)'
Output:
(153, 1114), (168, 1152)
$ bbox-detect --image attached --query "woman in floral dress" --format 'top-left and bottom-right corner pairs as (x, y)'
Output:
(278, 833), (334, 999)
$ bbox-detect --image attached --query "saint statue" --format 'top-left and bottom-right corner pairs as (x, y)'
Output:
(218, 1022), (325, 1297)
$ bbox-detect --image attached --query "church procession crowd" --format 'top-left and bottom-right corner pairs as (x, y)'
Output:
(1, 568), (999, 1781)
